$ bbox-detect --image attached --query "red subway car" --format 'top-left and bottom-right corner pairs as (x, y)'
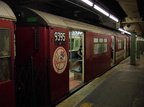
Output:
(0, 1), (16, 107)
(14, 7), (130, 106)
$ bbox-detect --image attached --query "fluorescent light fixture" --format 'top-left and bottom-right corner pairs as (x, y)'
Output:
(81, 1), (119, 22)
(118, 28), (131, 35)
(124, 31), (131, 35)
(81, 0), (93, 6)
(118, 28), (124, 32)
(109, 14), (119, 22)
(94, 4), (109, 16)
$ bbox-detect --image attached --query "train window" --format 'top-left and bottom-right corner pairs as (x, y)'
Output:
(94, 38), (108, 54)
(103, 38), (108, 52)
(0, 58), (10, 82)
(0, 28), (10, 82)
(69, 30), (84, 64)
(69, 31), (83, 51)
(103, 44), (108, 52)
(99, 38), (103, 42)
(0, 29), (10, 56)
(104, 38), (107, 42)
(99, 44), (103, 53)
(94, 44), (101, 54)
(94, 38), (98, 43)
(118, 39), (122, 49)
(70, 37), (81, 51)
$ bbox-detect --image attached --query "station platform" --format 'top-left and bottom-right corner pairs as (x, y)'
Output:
(56, 55), (144, 107)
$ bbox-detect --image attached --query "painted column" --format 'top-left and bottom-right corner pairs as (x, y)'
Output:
(130, 33), (136, 65)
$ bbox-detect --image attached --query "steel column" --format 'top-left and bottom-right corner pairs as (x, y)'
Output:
(136, 41), (141, 58)
(130, 33), (136, 65)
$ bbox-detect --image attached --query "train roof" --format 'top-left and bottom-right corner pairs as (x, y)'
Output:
(0, 1), (16, 21)
(30, 9), (67, 28)
(24, 8), (127, 37)
(31, 8), (125, 36)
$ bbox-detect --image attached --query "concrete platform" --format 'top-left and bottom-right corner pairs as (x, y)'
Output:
(56, 55), (144, 107)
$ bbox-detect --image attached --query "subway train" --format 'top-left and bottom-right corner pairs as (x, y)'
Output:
(14, 7), (130, 107)
(0, 1), (131, 107)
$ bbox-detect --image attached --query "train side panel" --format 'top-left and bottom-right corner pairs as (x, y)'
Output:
(85, 32), (111, 81)
(15, 26), (69, 106)
(0, 81), (15, 107)
(15, 27), (49, 106)
(0, 20), (15, 107)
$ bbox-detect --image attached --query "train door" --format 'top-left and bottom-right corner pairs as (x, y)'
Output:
(48, 27), (69, 104)
(111, 36), (115, 65)
(69, 30), (84, 90)
(124, 38), (127, 58)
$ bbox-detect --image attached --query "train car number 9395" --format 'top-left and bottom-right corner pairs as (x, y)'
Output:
(54, 32), (66, 45)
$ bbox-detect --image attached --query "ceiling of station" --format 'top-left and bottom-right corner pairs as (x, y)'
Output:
(117, 0), (144, 36)
(4, 0), (144, 36)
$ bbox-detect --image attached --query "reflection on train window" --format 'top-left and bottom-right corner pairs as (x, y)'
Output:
(94, 44), (101, 54)
(94, 38), (98, 43)
(118, 39), (123, 49)
(104, 38), (107, 42)
(103, 44), (108, 52)
(99, 38), (103, 42)
(94, 38), (108, 54)
(0, 28), (10, 82)
(0, 58), (10, 82)
(0, 29), (10, 56)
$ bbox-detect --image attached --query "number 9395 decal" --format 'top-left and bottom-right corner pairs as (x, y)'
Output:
(54, 32), (66, 45)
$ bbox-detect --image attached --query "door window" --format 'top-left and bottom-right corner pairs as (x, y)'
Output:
(0, 28), (10, 82)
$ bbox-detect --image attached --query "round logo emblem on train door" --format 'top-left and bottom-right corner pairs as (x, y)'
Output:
(53, 47), (67, 74)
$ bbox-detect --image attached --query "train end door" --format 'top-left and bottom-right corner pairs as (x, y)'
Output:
(48, 27), (69, 104)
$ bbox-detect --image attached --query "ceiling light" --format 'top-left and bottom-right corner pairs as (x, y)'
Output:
(118, 28), (124, 32)
(124, 31), (131, 35)
(118, 28), (131, 35)
(109, 14), (119, 22)
(94, 4), (109, 16)
(81, 0), (93, 7)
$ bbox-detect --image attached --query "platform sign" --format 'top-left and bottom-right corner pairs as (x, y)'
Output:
(53, 46), (67, 74)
